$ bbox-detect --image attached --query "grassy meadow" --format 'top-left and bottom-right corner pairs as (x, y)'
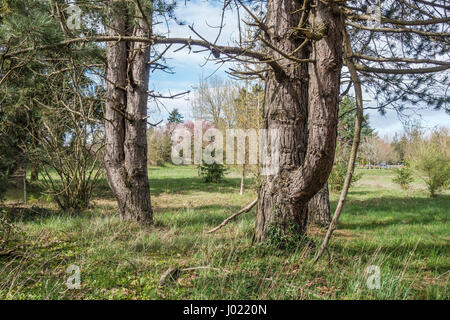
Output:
(0, 165), (449, 299)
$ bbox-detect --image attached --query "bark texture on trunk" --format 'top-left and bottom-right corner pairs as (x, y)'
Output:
(314, 28), (364, 263)
(254, 0), (343, 242)
(255, 0), (310, 242)
(104, 2), (153, 223)
(307, 183), (331, 227)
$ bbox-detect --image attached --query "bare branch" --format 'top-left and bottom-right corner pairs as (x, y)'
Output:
(354, 64), (449, 74)
(206, 198), (258, 234)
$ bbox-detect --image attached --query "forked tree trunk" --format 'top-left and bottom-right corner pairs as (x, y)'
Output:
(254, 1), (343, 242)
(254, 0), (310, 242)
(104, 2), (153, 223)
(307, 183), (331, 227)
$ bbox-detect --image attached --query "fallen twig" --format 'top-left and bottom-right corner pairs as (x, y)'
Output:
(0, 249), (15, 258)
(158, 266), (181, 287)
(206, 198), (258, 234)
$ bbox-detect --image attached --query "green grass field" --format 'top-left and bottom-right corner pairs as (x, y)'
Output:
(1, 166), (449, 299)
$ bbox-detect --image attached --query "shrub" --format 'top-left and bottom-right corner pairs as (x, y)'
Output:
(147, 127), (171, 166)
(199, 162), (227, 183)
(28, 95), (103, 212)
(410, 142), (450, 197)
(329, 155), (362, 192)
(393, 166), (414, 190)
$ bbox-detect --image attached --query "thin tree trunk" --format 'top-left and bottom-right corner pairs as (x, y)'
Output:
(254, 1), (343, 242)
(23, 170), (27, 205)
(30, 165), (39, 182)
(240, 164), (246, 195)
(307, 183), (331, 227)
(314, 28), (363, 263)
(30, 125), (39, 183)
(104, 1), (153, 223)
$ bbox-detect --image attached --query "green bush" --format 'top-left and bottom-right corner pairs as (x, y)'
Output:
(328, 157), (362, 192)
(147, 128), (171, 166)
(411, 143), (450, 197)
(199, 162), (227, 183)
(393, 166), (414, 190)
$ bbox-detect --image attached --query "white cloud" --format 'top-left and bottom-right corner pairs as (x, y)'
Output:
(367, 107), (449, 139)
(148, 0), (450, 137)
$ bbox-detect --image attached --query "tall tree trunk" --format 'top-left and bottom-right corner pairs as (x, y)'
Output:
(254, 0), (310, 242)
(104, 1), (153, 223)
(254, 0), (343, 242)
(240, 164), (246, 195)
(307, 183), (331, 227)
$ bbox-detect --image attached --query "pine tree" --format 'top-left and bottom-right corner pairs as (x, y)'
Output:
(167, 109), (184, 124)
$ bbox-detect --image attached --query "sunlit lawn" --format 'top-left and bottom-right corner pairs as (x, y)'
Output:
(1, 166), (448, 299)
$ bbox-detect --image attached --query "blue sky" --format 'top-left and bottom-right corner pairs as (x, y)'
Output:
(148, 0), (449, 139)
